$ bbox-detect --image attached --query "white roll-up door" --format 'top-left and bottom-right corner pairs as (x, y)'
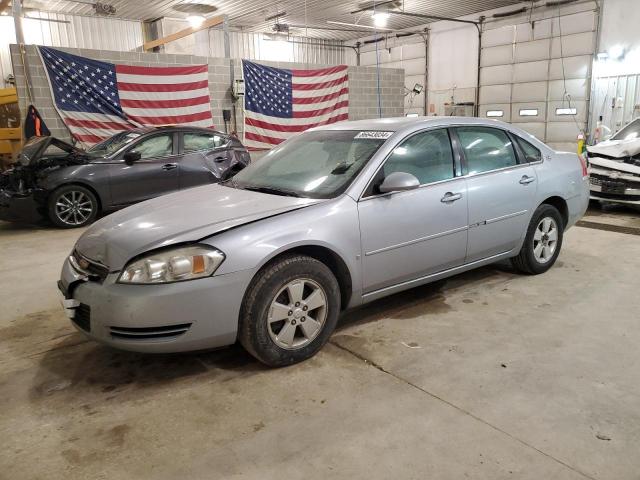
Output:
(479, 4), (597, 152)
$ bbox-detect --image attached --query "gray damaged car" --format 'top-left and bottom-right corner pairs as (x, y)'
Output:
(59, 117), (589, 366)
(0, 126), (249, 228)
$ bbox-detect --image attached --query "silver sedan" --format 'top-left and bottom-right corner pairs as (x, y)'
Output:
(59, 117), (589, 366)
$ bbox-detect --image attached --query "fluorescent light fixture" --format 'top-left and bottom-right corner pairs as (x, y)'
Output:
(596, 52), (609, 61)
(372, 11), (389, 27)
(326, 20), (392, 31)
(187, 15), (205, 28)
(406, 113), (419, 117)
(556, 107), (577, 115)
(519, 109), (538, 116)
(486, 110), (504, 117)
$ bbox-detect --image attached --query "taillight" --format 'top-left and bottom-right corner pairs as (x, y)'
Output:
(578, 154), (588, 178)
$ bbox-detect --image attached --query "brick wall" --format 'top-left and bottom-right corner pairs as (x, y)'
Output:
(10, 44), (404, 144)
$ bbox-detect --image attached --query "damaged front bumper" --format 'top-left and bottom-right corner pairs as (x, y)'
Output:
(0, 188), (45, 223)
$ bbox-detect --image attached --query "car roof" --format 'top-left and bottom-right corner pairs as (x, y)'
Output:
(315, 116), (512, 132)
(127, 126), (225, 135)
(312, 116), (550, 150)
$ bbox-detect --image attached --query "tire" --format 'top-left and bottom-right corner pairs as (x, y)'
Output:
(239, 254), (341, 367)
(511, 203), (564, 275)
(47, 185), (99, 228)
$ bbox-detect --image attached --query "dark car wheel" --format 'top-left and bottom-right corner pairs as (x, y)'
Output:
(511, 204), (564, 275)
(48, 185), (99, 228)
(239, 254), (341, 367)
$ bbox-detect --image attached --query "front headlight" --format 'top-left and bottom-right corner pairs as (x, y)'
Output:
(118, 245), (225, 284)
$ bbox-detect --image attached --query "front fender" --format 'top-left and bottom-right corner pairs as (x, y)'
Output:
(206, 196), (363, 306)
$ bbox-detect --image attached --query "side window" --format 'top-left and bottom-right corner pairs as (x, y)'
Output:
(456, 127), (518, 174)
(132, 134), (173, 159)
(183, 132), (227, 153)
(515, 136), (542, 163)
(382, 129), (455, 185)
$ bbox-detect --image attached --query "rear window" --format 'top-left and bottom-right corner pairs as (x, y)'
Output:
(515, 136), (542, 163)
(184, 132), (228, 153)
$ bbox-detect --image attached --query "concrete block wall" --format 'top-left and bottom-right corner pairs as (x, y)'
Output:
(10, 44), (404, 144)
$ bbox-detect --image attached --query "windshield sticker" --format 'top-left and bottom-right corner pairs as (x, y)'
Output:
(355, 131), (394, 140)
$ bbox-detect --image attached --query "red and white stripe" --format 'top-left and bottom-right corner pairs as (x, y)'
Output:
(244, 65), (349, 150)
(116, 64), (214, 130)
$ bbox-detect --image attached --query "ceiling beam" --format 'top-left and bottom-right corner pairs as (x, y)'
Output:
(142, 15), (224, 51)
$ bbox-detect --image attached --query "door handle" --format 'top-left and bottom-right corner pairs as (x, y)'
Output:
(213, 156), (227, 163)
(441, 192), (462, 203)
(519, 175), (535, 185)
(162, 163), (177, 171)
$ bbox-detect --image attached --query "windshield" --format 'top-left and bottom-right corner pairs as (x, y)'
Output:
(87, 131), (142, 157)
(231, 130), (390, 199)
(612, 118), (640, 141)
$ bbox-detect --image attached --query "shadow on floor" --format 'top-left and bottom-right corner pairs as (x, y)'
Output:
(27, 262), (516, 403)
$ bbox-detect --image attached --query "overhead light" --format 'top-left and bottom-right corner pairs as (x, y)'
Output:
(486, 110), (504, 117)
(596, 52), (609, 61)
(519, 109), (539, 116)
(327, 20), (392, 31)
(406, 113), (419, 117)
(608, 45), (625, 60)
(187, 15), (205, 27)
(371, 11), (389, 27)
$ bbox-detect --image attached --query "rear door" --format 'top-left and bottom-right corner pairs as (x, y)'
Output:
(454, 126), (538, 263)
(178, 131), (230, 189)
(108, 132), (180, 206)
(358, 128), (469, 294)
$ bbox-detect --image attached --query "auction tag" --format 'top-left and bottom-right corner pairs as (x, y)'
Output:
(354, 131), (394, 140)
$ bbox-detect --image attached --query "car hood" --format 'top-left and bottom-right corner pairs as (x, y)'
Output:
(587, 137), (640, 158)
(75, 184), (322, 270)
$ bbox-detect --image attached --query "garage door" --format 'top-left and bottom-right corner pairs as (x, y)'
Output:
(479, 6), (597, 152)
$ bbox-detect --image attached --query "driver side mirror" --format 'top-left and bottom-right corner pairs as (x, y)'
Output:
(124, 151), (141, 165)
(378, 171), (420, 194)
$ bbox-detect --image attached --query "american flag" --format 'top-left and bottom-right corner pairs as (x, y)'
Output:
(242, 60), (349, 150)
(38, 46), (214, 146)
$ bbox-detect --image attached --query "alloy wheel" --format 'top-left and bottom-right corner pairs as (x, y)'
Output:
(267, 278), (328, 350)
(55, 190), (93, 226)
(533, 216), (558, 264)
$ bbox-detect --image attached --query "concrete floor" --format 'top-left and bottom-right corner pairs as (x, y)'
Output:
(1, 206), (639, 480)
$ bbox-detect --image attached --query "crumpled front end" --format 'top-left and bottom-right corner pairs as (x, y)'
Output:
(588, 152), (640, 205)
(0, 169), (46, 223)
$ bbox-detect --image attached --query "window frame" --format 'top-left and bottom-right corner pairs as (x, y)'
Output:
(361, 127), (462, 199)
(451, 126), (533, 177)
(510, 133), (544, 165)
(180, 130), (229, 154)
(119, 132), (179, 162)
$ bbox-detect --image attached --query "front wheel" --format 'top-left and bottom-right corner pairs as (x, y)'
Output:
(47, 185), (99, 228)
(239, 254), (341, 367)
(511, 204), (564, 274)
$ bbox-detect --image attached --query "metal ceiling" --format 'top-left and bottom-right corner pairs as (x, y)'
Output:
(26, 0), (527, 40)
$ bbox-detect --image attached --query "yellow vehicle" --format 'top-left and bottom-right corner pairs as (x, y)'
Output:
(0, 87), (21, 169)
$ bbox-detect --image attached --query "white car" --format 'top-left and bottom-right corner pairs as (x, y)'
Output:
(587, 118), (640, 206)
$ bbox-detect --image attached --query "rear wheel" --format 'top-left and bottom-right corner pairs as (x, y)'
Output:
(511, 204), (564, 274)
(48, 185), (98, 228)
(239, 254), (340, 367)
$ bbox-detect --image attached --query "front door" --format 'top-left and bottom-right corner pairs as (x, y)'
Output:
(108, 132), (180, 206)
(358, 128), (469, 294)
(454, 126), (538, 262)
